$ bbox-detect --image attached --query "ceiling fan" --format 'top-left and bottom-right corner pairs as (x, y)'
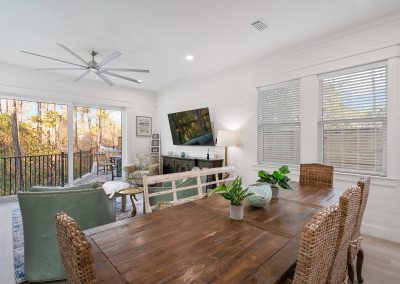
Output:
(20, 43), (149, 86)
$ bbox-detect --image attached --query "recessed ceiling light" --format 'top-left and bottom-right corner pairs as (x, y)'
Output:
(185, 54), (194, 61)
(137, 79), (143, 83)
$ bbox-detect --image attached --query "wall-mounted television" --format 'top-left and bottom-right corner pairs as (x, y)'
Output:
(168, 107), (214, 146)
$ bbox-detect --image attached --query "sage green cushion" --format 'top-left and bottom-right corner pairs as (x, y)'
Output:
(148, 177), (207, 206)
(17, 185), (115, 282)
(28, 182), (103, 192)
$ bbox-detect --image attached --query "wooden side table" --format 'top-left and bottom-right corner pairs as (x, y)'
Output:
(117, 187), (144, 217)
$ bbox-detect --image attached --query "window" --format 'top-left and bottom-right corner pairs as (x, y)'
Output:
(257, 79), (301, 165)
(0, 98), (68, 194)
(0, 98), (124, 195)
(318, 61), (387, 175)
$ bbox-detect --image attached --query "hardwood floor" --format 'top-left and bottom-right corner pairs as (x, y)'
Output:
(0, 201), (399, 284)
(361, 235), (400, 284)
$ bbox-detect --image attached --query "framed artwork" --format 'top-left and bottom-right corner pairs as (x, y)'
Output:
(151, 147), (159, 153)
(136, 116), (152, 136)
(152, 133), (160, 139)
(151, 140), (160, 146)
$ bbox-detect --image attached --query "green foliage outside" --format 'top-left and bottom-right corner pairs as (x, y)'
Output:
(0, 98), (122, 195)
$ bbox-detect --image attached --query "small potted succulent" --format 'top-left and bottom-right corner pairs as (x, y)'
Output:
(258, 165), (292, 199)
(208, 177), (254, 220)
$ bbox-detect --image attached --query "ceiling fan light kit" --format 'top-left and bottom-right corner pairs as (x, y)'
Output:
(20, 43), (150, 86)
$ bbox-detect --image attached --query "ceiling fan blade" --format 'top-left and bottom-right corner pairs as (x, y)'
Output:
(20, 51), (87, 68)
(57, 43), (89, 66)
(97, 51), (122, 67)
(101, 68), (150, 73)
(37, 67), (87, 70)
(95, 71), (113, 86)
(102, 71), (141, 83)
(74, 70), (91, 82)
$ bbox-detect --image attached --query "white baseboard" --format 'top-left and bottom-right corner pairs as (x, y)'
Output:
(362, 222), (400, 243)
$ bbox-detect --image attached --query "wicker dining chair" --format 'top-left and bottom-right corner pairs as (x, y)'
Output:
(55, 212), (96, 284)
(347, 176), (371, 283)
(299, 163), (334, 186)
(327, 185), (362, 284)
(292, 204), (341, 283)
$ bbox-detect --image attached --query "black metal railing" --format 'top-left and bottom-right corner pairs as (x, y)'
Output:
(0, 149), (94, 196)
(73, 150), (94, 180)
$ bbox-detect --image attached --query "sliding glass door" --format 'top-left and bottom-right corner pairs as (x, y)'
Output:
(0, 98), (68, 195)
(73, 106), (122, 180)
(0, 97), (124, 196)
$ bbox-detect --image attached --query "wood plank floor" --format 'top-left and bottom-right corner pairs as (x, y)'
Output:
(361, 235), (400, 284)
(0, 201), (399, 284)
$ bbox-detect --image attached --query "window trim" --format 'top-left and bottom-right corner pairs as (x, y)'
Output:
(317, 61), (388, 176)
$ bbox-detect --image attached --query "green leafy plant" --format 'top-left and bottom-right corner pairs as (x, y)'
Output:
(208, 177), (254, 206)
(258, 165), (292, 190)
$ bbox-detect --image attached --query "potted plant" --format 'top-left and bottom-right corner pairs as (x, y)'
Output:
(258, 165), (292, 199)
(208, 177), (254, 220)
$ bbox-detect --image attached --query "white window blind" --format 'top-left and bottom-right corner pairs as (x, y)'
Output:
(257, 79), (301, 165)
(318, 61), (387, 175)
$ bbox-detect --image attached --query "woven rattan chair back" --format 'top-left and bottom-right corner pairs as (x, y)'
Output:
(299, 163), (334, 186)
(55, 212), (96, 284)
(292, 204), (341, 284)
(347, 176), (371, 282)
(327, 185), (362, 283)
(351, 176), (371, 250)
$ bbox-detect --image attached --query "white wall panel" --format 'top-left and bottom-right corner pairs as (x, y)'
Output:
(157, 15), (400, 242)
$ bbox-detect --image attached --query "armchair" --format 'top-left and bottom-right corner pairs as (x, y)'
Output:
(124, 153), (159, 186)
(17, 182), (116, 282)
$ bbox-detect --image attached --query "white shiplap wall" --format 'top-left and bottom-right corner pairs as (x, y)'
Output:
(157, 15), (400, 243)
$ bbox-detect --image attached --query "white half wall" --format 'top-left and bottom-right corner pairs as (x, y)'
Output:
(0, 63), (157, 165)
(157, 14), (400, 243)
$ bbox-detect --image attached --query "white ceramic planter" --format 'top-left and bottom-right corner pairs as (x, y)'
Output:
(271, 186), (279, 199)
(247, 183), (272, 208)
(230, 204), (244, 220)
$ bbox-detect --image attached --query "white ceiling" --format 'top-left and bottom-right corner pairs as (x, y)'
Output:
(1, 0), (400, 91)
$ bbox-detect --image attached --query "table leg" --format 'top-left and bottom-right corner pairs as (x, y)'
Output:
(121, 195), (126, 212)
(130, 194), (137, 217)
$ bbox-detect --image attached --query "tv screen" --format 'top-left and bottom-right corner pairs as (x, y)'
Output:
(168, 107), (214, 146)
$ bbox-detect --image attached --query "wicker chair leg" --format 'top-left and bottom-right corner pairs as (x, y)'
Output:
(348, 263), (355, 284)
(356, 248), (364, 283)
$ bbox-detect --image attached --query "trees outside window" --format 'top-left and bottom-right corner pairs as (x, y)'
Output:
(0, 98), (122, 195)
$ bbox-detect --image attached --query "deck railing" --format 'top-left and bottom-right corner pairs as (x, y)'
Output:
(73, 150), (94, 180)
(0, 149), (93, 196)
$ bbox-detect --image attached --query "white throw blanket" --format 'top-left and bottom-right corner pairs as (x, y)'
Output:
(102, 181), (131, 199)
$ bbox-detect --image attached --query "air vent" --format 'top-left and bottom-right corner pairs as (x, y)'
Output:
(251, 19), (268, 31)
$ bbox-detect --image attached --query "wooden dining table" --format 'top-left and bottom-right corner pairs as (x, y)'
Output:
(84, 182), (344, 283)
